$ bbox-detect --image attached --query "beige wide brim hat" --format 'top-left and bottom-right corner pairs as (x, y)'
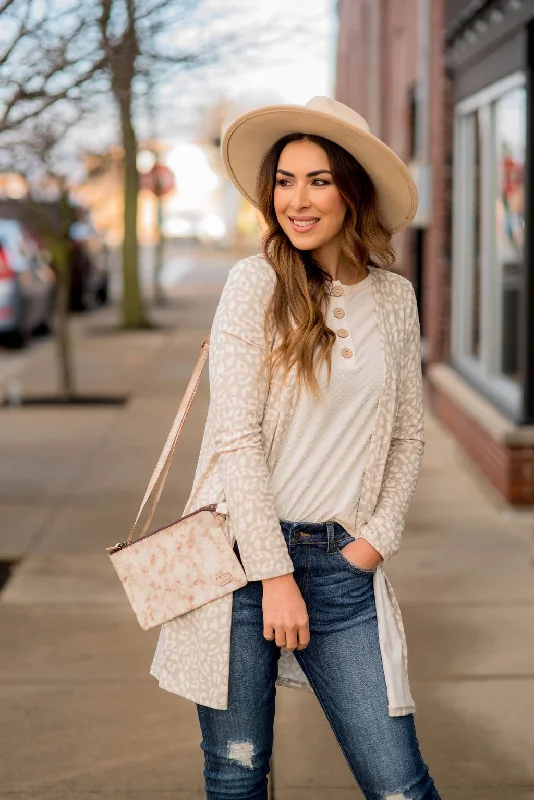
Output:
(221, 96), (418, 235)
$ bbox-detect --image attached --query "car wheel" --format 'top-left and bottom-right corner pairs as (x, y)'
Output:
(96, 278), (109, 305)
(33, 316), (53, 336)
(6, 326), (30, 349)
(69, 285), (85, 312)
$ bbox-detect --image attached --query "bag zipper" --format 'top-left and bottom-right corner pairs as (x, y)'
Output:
(106, 503), (221, 555)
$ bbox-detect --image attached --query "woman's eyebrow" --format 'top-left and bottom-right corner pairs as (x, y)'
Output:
(276, 169), (332, 178)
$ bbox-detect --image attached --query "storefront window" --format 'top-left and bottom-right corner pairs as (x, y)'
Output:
(494, 87), (525, 384)
(452, 73), (526, 416)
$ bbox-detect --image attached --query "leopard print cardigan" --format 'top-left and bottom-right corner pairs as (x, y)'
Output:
(150, 255), (424, 717)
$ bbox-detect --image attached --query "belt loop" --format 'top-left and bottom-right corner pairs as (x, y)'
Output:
(326, 521), (336, 554)
(281, 520), (292, 553)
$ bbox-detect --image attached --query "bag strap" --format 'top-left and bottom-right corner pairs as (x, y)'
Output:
(127, 334), (211, 543)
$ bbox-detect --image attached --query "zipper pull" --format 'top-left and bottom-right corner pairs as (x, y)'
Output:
(215, 501), (228, 515)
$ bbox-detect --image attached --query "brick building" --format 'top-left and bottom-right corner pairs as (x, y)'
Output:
(336, 0), (534, 504)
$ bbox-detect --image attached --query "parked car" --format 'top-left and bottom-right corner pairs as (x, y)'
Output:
(67, 212), (109, 311)
(0, 219), (56, 348)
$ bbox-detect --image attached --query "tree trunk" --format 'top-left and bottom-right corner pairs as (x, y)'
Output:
(52, 238), (76, 399)
(118, 90), (150, 328)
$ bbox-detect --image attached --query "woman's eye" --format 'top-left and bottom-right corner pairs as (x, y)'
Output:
(275, 178), (331, 187)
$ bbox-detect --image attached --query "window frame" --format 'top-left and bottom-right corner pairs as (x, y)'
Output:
(451, 71), (526, 418)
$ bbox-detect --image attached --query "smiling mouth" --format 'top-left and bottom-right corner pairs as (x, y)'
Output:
(288, 217), (320, 229)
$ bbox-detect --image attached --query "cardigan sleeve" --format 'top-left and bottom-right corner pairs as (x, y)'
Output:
(209, 258), (295, 582)
(359, 282), (425, 562)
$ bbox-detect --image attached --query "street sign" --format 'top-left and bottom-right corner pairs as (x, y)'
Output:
(140, 164), (175, 197)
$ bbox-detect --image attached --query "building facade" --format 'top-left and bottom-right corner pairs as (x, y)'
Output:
(336, 0), (534, 504)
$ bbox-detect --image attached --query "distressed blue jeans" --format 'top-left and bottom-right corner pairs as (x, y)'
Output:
(196, 520), (440, 800)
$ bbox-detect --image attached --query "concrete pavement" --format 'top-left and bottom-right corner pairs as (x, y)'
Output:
(0, 253), (533, 798)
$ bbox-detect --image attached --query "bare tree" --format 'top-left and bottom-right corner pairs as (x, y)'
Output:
(1, 0), (322, 328)
(95, 0), (268, 327)
(0, 0), (251, 328)
(0, 113), (85, 399)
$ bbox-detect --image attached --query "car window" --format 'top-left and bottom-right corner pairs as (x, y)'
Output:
(0, 221), (34, 272)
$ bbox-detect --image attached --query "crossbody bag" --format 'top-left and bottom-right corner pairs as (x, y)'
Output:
(106, 335), (248, 630)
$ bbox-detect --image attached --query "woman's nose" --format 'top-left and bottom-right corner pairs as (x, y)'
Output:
(290, 183), (311, 210)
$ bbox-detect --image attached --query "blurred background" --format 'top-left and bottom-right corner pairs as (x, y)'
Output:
(0, 1), (533, 798)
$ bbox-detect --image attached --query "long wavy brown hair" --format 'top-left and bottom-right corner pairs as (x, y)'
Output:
(256, 132), (396, 400)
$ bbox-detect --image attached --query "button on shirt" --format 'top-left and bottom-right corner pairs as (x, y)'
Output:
(270, 272), (383, 531)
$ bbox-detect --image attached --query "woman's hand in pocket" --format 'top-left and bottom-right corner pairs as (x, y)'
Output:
(340, 538), (383, 571)
(261, 573), (310, 651)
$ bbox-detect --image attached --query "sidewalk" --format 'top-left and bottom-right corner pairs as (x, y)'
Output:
(0, 258), (533, 799)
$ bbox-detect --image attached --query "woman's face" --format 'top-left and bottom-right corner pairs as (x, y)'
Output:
(273, 139), (347, 251)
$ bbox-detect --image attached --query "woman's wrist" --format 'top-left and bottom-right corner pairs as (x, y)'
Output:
(261, 573), (295, 589)
(343, 538), (383, 570)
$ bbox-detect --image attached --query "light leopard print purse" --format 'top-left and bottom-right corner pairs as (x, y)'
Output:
(106, 336), (247, 630)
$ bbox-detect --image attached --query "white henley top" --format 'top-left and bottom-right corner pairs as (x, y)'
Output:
(270, 272), (383, 531)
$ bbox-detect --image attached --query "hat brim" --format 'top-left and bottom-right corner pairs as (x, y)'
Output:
(222, 105), (418, 235)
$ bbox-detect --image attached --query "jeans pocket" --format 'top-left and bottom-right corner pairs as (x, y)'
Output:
(335, 538), (377, 575)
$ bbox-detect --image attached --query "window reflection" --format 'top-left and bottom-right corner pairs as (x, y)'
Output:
(495, 86), (525, 384)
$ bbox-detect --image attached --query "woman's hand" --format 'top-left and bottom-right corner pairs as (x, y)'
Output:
(261, 574), (310, 651)
(340, 538), (383, 571)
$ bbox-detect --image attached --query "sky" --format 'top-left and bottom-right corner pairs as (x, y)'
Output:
(0, 0), (337, 172)
(143, 0), (337, 144)
(221, 0), (336, 106)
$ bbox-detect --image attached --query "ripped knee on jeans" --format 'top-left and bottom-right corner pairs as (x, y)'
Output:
(227, 740), (254, 769)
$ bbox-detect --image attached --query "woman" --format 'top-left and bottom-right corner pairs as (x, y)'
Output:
(151, 97), (439, 799)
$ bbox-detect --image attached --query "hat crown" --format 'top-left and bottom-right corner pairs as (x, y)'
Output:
(305, 96), (371, 134)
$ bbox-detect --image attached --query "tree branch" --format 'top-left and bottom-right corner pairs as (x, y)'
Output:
(0, 0), (19, 14)
(0, 53), (107, 132)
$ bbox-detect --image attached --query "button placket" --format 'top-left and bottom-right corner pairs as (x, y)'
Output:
(329, 285), (355, 366)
